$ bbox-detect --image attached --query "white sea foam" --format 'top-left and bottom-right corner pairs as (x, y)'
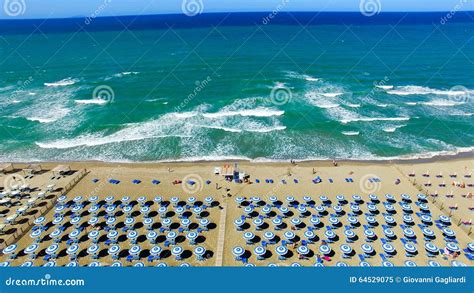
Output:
(342, 131), (360, 136)
(44, 78), (79, 87)
(26, 117), (58, 123)
(387, 85), (473, 96)
(340, 117), (410, 124)
(74, 99), (108, 105)
(321, 92), (343, 98)
(346, 103), (361, 108)
(383, 125), (407, 133)
(284, 71), (320, 82)
(375, 85), (394, 90)
(201, 108), (284, 118)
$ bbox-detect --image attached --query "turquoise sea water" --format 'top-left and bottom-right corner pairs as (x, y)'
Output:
(0, 17), (473, 162)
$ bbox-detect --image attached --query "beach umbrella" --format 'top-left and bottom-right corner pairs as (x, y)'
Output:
(107, 230), (119, 240)
(55, 205), (66, 214)
(204, 197), (213, 205)
(359, 261), (371, 267)
(127, 230), (138, 243)
(0, 262), (10, 267)
(352, 195), (362, 202)
(403, 228), (416, 238)
(344, 229), (356, 239)
(199, 218), (210, 229)
(123, 205), (133, 215)
(261, 206), (272, 216)
(291, 218), (302, 226)
(314, 263), (324, 267)
(254, 246), (266, 259)
(170, 197), (179, 206)
(45, 244), (59, 257)
(303, 196), (313, 203)
(336, 195), (345, 202)
(382, 243), (395, 254)
(233, 246), (245, 257)
(150, 246), (162, 257)
(89, 195), (99, 203)
(107, 244), (120, 257)
(297, 205), (307, 215)
(367, 204), (378, 213)
(144, 218), (154, 229)
(439, 215), (451, 225)
(140, 206), (150, 216)
(194, 246), (206, 259)
(124, 217), (135, 227)
(88, 217), (99, 226)
(350, 205), (360, 213)
(347, 216), (359, 225)
(43, 261), (56, 267)
(442, 228), (456, 238)
(251, 196), (261, 203)
(319, 195), (329, 202)
(417, 194), (427, 202)
(52, 216), (64, 225)
(279, 206), (289, 215)
(153, 196), (162, 204)
(364, 229), (375, 239)
(23, 244), (39, 258)
(162, 218), (172, 228)
(325, 230), (336, 240)
(166, 231), (177, 242)
(382, 261), (394, 267)
(290, 262), (301, 267)
(368, 194), (378, 202)
(401, 204), (412, 212)
(467, 243), (474, 253)
(73, 195), (83, 204)
(384, 215), (395, 225)
(235, 197), (245, 205)
(385, 194), (395, 202)
(181, 218), (191, 229)
(88, 230), (100, 242)
(67, 244), (79, 256)
(264, 231), (275, 241)
(134, 262), (144, 267)
(404, 243), (417, 254)
(284, 231), (296, 241)
(340, 244), (352, 255)
(427, 260), (440, 267)
(450, 260), (466, 267)
(155, 263), (167, 267)
(171, 246), (183, 259)
(333, 205), (343, 214)
(424, 242), (438, 254)
(366, 216), (377, 225)
(420, 214), (432, 224)
(253, 218), (264, 229)
(328, 217), (340, 226)
(336, 262), (348, 267)
(418, 203), (430, 212)
(304, 230), (316, 241)
(243, 206), (254, 215)
(147, 231), (158, 243)
(272, 217), (283, 227)
(297, 245), (310, 255)
(361, 244), (374, 255)
(70, 216), (81, 227)
(68, 229), (81, 241)
(383, 228), (395, 239)
(111, 261), (123, 267)
(34, 217), (46, 225)
(129, 245), (142, 256)
(87, 244), (100, 257)
(105, 196), (114, 203)
(30, 230), (42, 242)
(319, 245), (331, 255)
(21, 261), (34, 267)
(286, 196), (295, 203)
(106, 205), (116, 215)
(243, 232), (255, 243)
(49, 228), (62, 242)
(88, 262), (101, 267)
(422, 227), (435, 238)
(446, 242), (460, 253)
(268, 263), (278, 267)
(275, 245), (288, 256)
(88, 205), (99, 215)
(310, 216), (321, 226)
(385, 204), (395, 213)
(315, 206), (325, 215)
(57, 195), (68, 203)
(401, 194), (411, 202)
(186, 231), (198, 244)
(403, 215), (414, 225)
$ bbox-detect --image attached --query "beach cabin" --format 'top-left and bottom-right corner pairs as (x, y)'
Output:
(52, 165), (72, 176)
(23, 164), (42, 175)
(0, 163), (14, 175)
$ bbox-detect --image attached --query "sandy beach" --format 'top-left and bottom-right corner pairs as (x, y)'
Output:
(0, 156), (473, 267)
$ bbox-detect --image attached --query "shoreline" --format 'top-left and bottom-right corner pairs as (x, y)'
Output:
(2, 149), (474, 167)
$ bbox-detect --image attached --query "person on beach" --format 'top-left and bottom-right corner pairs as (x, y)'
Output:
(332, 160), (338, 167)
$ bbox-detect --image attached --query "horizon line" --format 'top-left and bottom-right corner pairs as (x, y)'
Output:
(1, 10), (473, 21)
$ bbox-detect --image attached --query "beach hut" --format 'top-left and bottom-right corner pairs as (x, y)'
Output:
(51, 165), (71, 176)
(0, 163), (13, 174)
(23, 164), (42, 175)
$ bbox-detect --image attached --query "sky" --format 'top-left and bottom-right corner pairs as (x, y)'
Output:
(0, 0), (473, 19)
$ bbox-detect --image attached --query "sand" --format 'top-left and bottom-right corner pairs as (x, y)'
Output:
(0, 157), (473, 267)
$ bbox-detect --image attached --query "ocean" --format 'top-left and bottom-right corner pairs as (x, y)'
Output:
(0, 12), (473, 162)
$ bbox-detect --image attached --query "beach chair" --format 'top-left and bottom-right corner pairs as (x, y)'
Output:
(379, 253), (387, 262)
(465, 254), (474, 261)
(358, 254), (365, 262)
